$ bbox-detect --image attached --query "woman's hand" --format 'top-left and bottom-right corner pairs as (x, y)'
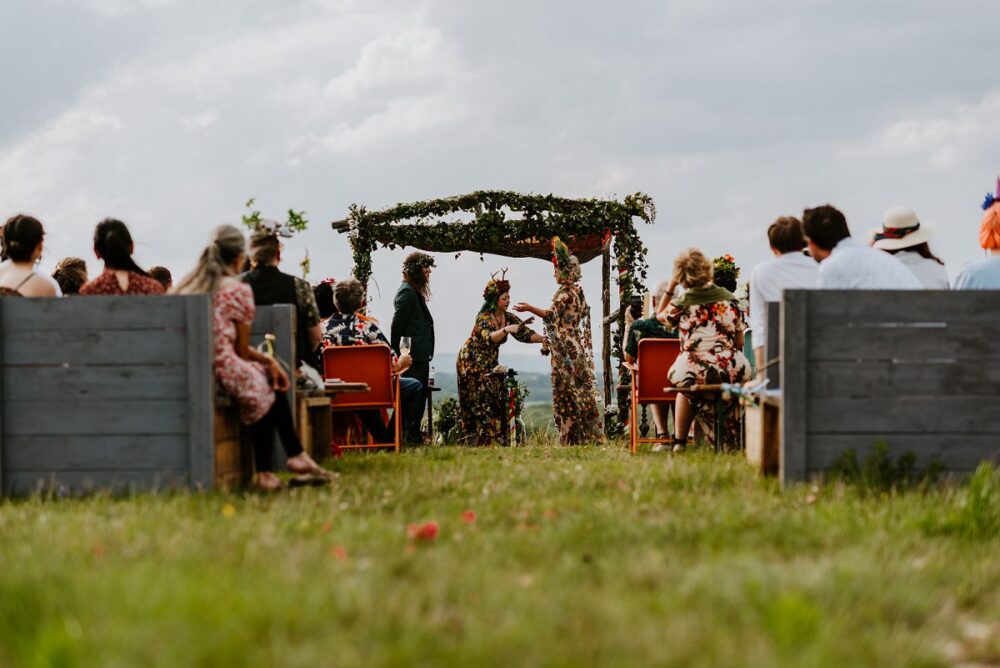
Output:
(513, 302), (533, 314)
(504, 324), (521, 334)
(268, 359), (290, 392)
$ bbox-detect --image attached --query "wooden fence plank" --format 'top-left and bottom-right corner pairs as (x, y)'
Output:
(807, 359), (1000, 398)
(3, 435), (188, 471)
(806, 290), (1000, 327)
(5, 365), (187, 401)
(5, 330), (186, 365)
(780, 290), (808, 486)
(5, 400), (187, 436)
(806, 434), (1000, 473)
(186, 296), (215, 489)
(806, 322), (1000, 361)
(3, 469), (190, 496)
(766, 301), (780, 389)
(1, 295), (187, 331)
(808, 396), (1000, 433)
(251, 304), (296, 471)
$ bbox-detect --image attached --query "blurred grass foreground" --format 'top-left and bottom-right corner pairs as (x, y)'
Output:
(0, 444), (997, 667)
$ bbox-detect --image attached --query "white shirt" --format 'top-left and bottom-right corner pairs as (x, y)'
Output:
(817, 238), (922, 290)
(892, 250), (949, 289)
(748, 252), (818, 349)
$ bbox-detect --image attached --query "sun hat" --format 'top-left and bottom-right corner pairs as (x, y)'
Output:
(870, 206), (936, 251)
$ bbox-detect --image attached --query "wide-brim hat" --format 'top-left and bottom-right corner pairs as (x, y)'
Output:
(870, 206), (936, 251)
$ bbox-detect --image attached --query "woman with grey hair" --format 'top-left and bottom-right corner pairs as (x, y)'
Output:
(175, 225), (326, 490)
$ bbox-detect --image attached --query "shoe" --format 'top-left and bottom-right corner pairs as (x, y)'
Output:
(671, 438), (687, 454)
(651, 443), (669, 453)
(287, 453), (329, 477)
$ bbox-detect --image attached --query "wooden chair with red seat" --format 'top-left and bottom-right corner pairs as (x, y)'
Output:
(622, 338), (681, 454)
(322, 344), (402, 453)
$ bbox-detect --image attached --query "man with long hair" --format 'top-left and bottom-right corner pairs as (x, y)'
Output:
(391, 251), (436, 444)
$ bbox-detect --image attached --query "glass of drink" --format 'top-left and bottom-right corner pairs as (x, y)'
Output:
(399, 336), (412, 356)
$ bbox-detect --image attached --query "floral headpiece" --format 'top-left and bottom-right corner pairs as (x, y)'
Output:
(403, 252), (436, 274)
(551, 236), (581, 283)
(483, 269), (511, 299)
(712, 254), (739, 279)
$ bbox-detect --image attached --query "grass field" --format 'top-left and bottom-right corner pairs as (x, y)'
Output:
(0, 444), (997, 667)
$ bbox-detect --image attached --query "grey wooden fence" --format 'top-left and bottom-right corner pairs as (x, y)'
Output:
(780, 289), (1000, 486)
(0, 295), (214, 495)
(249, 304), (296, 471)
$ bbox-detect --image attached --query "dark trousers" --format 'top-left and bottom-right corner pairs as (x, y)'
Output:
(356, 376), (423, 443)
(403, 361), (429, 442)
(248, 390), (303, 472)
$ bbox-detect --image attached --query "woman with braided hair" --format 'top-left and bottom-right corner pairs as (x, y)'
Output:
(515, 238), (604, 445)
(456, 271), (545, 445)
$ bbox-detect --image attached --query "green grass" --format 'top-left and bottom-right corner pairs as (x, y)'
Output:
(1, 445), (997, 667)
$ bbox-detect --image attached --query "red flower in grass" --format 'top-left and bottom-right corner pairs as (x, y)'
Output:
(407, 521), (439, 542)
(461, 510), (477, 524)
(329, 545), (348, 561)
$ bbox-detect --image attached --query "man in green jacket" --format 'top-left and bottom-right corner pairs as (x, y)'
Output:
(391, 252), (435, 443)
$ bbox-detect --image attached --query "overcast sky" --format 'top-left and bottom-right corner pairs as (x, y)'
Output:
(3, 0), (999, 356)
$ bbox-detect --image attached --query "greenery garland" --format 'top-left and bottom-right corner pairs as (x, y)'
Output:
(345, 190), (655, 305)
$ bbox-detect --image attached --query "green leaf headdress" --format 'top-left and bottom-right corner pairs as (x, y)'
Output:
(551, 236), (581, 284)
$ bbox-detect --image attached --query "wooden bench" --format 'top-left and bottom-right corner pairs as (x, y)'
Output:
(777, 289), (1000, 486)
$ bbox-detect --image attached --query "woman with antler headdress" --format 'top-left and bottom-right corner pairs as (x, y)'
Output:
(457, 269), (546, 445)
(515, 238), (604, 444)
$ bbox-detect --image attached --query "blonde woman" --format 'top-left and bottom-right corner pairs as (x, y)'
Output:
(174, 225), (326, 490)
(657, 248), (750, 452)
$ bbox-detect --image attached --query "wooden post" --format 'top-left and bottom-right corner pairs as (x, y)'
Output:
(185, 296), (214, 490)
(601, 247), (612, 407)
(780, 290), (808, 487)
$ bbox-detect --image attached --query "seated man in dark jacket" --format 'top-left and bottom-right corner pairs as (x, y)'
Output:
(243, 228), (322, 371)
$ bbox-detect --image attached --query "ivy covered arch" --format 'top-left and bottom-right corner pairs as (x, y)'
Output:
(331, 190), (656, 413)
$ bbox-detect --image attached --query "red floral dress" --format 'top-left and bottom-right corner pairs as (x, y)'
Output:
(213, 279), (274, 424)
(80, 270), (165, 295)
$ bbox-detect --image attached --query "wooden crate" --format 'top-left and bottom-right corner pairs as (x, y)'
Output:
(297, 394), (333, 462)
(744, 398), (779, 476)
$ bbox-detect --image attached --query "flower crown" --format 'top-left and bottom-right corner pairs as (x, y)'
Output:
(403, 253), (436, 273)
(483, 269), (511, 299)
(713, 253), (739, 278)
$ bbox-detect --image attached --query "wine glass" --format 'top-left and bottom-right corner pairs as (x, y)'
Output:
(399, 336), (412, 357)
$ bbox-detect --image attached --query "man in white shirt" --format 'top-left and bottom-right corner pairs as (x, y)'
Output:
(802, 204), (922, 290)
(748, 217), (818, 376)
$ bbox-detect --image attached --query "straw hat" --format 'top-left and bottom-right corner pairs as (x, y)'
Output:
(870, 206), (936, 251)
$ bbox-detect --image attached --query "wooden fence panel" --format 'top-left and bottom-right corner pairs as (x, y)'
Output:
(780, 290), (1000, 486)
(250, 304), (296, 471)
(0, 295), (215, 495)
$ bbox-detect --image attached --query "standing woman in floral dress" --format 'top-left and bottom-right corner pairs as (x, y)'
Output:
(515, 238), (604, 445)
(457, 272), (545, 445)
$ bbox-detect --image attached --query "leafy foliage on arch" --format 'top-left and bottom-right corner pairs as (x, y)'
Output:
(345, 190), (656, 303)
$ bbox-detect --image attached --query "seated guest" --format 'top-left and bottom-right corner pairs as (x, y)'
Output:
(174, 225), (326, 490)
(624, 280), (677, 441)
(803, 204), (921, 289)
(148, 266), (173, 291)
(712, 254), (740, 292)
(0, 214), (62, 297)
(748, 217), (818, 376)
(313, 278), (338, 325)
(80, 219), (164, 295)
(242, 229), (322, 371)
(657, 249), (751, 452)
(323, 278), (424, 444)
(954, 179), (1000, 289)
(52, 257), (89, 296)
(870, 206), (949, 289)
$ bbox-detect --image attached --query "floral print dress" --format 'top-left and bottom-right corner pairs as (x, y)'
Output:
(213, 279), (274, 424)
(457, 310), (538, 445)
(663, 295), (751, 447)
(545, 283), (604, 445)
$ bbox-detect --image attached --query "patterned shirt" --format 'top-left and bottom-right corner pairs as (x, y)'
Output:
(80, 270), (165, 296)
(323, 312), (391, 349)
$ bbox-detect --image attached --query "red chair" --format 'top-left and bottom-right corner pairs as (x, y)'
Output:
(623, 338), (681, 454)
(322, 345), (401, 453)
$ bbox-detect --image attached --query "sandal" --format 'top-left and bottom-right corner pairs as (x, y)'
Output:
(254, 472), (282, 491)
(671, 437), (687, 454)
(286, 453), (330, 477)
